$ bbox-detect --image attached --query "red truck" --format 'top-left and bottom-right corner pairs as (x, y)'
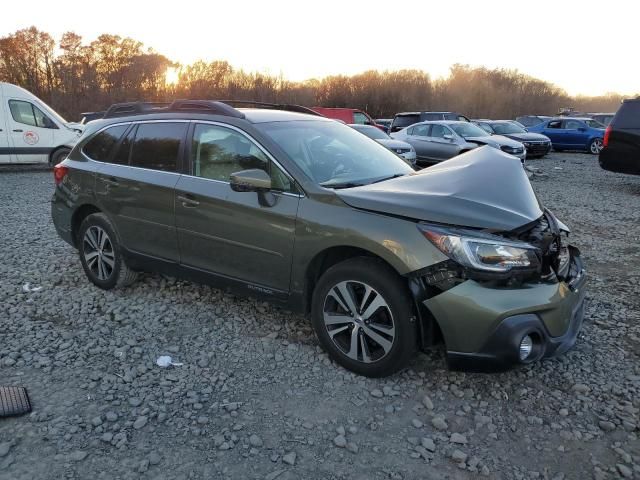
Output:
(310, 107), (382, 129)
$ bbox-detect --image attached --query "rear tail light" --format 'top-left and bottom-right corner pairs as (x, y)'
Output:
(603, 125), (612, 147)
(53, 164), (69, 185)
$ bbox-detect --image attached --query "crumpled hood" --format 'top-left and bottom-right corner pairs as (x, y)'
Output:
(466, 134), (523, 148)
(376, 138), (412, 150)
(336, 146), (543, 231)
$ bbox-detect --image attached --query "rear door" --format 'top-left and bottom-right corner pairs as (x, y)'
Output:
(6, 99), (55, 163)
(95, 121), (187, 262)
(175, 122), (300, 293)
(541, 120), (565, 146)
(427, 124), (459, 161)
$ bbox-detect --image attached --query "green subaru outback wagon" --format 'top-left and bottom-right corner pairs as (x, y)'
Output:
(51, 100), (587, 377)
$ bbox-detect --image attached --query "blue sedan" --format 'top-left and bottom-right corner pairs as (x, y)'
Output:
(528, 117), (606, 154)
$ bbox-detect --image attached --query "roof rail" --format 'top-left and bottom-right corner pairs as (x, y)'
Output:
(102, 100), (245, 119)
(219, 100), (322, 116)
(103, 102), (171, 119)
(169, 100), (245, 118)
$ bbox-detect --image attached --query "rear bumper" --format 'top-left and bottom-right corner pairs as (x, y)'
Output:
(424, 252), (587, 372)
(51, 191), (75, 247)
(599, 148), (640, 175)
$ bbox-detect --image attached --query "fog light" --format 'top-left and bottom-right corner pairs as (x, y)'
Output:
(519, 335), (533, 361)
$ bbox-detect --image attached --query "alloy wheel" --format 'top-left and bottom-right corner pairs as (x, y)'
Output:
(323, 280), (395, 363)
(590, 139), (603, 154)
(83, 226), (115, 281)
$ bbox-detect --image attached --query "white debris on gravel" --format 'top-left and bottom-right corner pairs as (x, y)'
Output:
(0, 153), (639, 479)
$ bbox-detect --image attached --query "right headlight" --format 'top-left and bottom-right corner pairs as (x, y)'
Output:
(418, 224), (540, 273)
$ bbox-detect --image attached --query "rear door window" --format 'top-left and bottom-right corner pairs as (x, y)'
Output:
(563, 120), (582, 129)
(547, 120), (562, 129)
(393, 115), (420, 129)
(82, 125), (128, 161)
(130, 122), (187, 171)
(412, 124), (430, 137)
(613, 103), (640, 128)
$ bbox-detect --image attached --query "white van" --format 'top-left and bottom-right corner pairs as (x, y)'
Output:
(0, 82), (84, 165)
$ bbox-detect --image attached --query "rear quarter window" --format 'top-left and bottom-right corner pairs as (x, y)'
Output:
(613, 102), (640, 128)
(393, 115), (420, 128)
(82, 125), (128, 161)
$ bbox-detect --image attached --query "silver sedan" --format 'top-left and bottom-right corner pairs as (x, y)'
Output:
(349, 124), (417, 167)
(391, 121), (526, 166)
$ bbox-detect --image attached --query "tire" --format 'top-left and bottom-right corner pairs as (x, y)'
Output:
(311, 257), (416, 377)
(78, 213), (138, 290)
(589, 138), (603, 155)
(50, 148), (71, 166)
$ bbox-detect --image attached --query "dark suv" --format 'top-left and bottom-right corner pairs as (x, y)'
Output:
(52, 100), (587, 377)
(599, 99), (640, 175)
(390, 112), (470, 133)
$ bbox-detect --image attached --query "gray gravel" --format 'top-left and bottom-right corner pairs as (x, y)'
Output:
(1, 152), (639, 480)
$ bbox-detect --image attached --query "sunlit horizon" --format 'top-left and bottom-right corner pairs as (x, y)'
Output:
(2, 0), (638, 97)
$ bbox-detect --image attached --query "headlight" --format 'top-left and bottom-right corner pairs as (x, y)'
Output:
(418, 225), (540, 273)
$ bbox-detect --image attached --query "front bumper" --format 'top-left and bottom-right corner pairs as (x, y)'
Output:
(424, 251), (587, 372)
(524, 142), (551, 157)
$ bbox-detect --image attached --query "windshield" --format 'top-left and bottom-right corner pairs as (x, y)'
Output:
(353, 125), (390, 140)
(491, 123), (526, 135)
(257, 120), (414, 188)
(450, 123), (488, 138)
(586, 119), (605, 129)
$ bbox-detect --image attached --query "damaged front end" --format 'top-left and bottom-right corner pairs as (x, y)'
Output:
(409, 209), (587, 371)
(414, 209), (579, 291)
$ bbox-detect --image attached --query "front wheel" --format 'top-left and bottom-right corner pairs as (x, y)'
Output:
(311, 257), (416, 377)
(589, 138), (603, 155)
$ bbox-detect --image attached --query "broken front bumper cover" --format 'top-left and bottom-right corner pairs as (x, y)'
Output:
(425, 250), (587, 372)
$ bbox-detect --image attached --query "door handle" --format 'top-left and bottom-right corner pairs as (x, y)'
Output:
(13, 129), (23, 133)
(177, 194), (200, 207)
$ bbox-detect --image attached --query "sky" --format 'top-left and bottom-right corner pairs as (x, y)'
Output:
(2, 0), (637, 96)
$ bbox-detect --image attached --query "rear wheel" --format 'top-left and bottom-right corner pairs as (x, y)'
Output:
(589, 138), (603, 155)
(50, 148), (71, 166)
(78, 213), (138, 290)
(311, 257), (416, 377)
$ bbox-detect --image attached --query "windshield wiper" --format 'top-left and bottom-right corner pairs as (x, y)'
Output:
(369, 173), (407, 184)
(320, 181), (366, 189)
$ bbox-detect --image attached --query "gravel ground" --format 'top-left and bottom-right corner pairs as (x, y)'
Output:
(1, 152), (639, 480)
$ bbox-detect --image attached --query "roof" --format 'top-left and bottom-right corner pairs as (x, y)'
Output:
(396, 111), (457, 115)
(241, 109), (330, 123)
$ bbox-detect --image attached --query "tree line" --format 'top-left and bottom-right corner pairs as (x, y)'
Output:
(0, 27), (632, 122)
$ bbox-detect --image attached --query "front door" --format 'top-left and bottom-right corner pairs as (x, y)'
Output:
(427, 124), (459, 161)
(562, 119), (589, 147)
(175, 122), (300, 293)
(407, 124), (433, 161)
(6, 99), (55, 163)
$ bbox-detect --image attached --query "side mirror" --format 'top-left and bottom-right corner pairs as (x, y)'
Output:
(230, 169), (271, 192)
(443, 134), (453, 141)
